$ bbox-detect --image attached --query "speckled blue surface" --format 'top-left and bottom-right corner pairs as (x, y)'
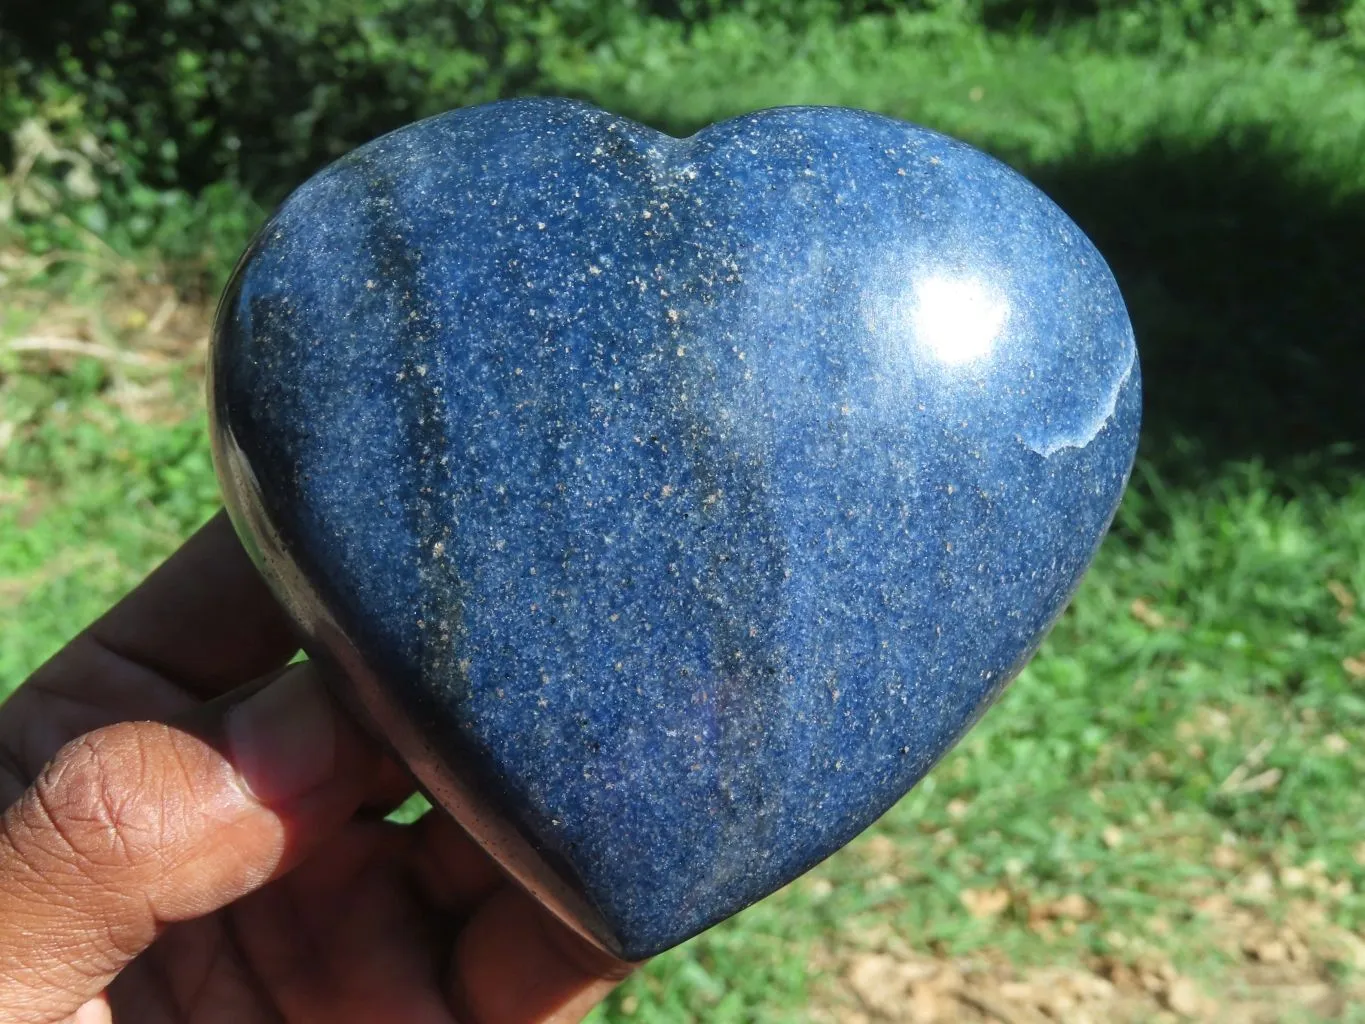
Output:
(211, 98), (1139, 960)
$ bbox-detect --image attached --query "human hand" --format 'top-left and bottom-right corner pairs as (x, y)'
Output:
(0, 513), (632, 1023)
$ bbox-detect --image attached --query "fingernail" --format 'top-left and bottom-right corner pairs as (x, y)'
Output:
(227, 664), (336, 804)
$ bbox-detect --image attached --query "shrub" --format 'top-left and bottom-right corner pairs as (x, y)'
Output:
(1, 0), (1361, 287)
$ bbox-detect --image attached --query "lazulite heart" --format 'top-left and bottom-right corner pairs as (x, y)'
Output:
(210, 98), (1140, 960)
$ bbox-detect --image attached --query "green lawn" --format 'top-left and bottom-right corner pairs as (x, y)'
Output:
(5, 8), (1365, 1021)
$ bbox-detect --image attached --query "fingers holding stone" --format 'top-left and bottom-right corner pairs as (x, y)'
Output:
(0, 663), (379, 1022)
(447, 885), (633, 1024)
(0, 513), (301, 802)
(88, 511), (299, 698)
(404, 810), (507, 917)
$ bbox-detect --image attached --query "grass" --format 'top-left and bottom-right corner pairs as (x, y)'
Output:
(5, 7), (1365, 1021)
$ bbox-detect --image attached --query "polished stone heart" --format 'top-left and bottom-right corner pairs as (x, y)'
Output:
(211, 98), (1140, 960)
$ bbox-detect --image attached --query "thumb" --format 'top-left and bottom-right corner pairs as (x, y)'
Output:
(0, 662), (381, 1023)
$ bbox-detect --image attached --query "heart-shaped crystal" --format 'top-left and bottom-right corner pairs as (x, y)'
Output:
(211, 99), (1140, 960)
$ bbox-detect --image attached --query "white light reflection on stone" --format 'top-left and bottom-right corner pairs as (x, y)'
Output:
(908, 274), (1009, 367)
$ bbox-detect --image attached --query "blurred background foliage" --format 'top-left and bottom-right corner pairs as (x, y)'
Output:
(2, 0), (1364, 285)
(4, 2), (1365, 1020)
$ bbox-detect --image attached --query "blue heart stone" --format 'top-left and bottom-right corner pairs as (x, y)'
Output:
(211, 98), (1139, 960)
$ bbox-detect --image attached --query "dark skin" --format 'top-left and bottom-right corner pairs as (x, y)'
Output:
(0, 513), (632, 1024)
